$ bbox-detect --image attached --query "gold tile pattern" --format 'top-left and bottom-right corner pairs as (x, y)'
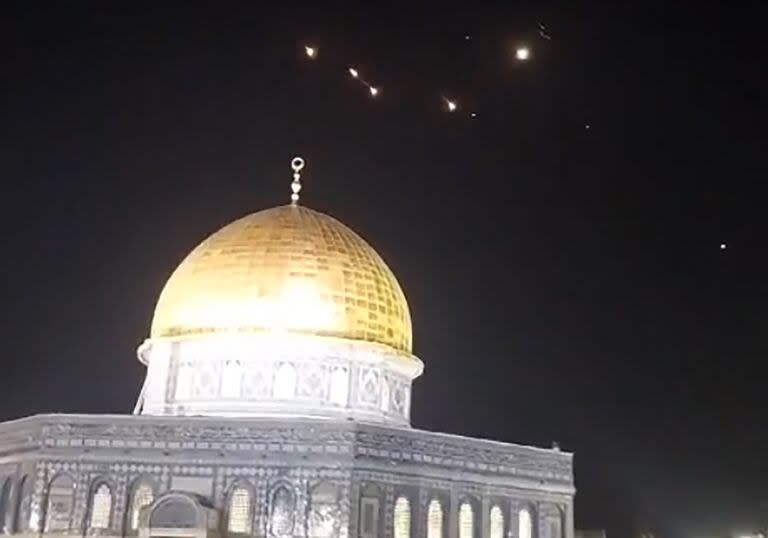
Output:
(151, 205), (413, 353)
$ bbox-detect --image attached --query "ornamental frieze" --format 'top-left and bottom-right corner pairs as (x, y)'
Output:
(3, 416), (573, 486)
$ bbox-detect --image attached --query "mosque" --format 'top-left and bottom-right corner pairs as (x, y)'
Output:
(0, 158), (575, 538)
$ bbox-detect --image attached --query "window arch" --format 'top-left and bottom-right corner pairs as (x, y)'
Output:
(88, 483), (113, 529)
(128, 479), (155, 532)
(519, 508), (533, 538)
(274, 363), (297, 399)
(458, 502), (474, 538)
(0, 478), (11, 533)
(269, 485), (296, 536)
(45, 474), (75, 531)
(359, 484), (380, 538)
(490, 506), (504, 538)
(175, 360), (193, 400)
(393, 496), (410, 538)
(150, 497), (198, 528)
(227, 484), (253, 534)
(380, 379), (390, 412)
(549, 508), (564, 538)
(221, 359), (243, 398)
(329, 367), (349, 405)
(426, 499), (443, 538)
(308, 482), (339, 538)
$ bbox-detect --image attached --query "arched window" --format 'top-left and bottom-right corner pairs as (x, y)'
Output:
(150, 497), (197, 529)
(227, 485), (252, 534)
(519, 508), (533, 538)
(308, 482), (339, 538)
(380, 379), (390, 412)
(359, 484), (380, 538)
(128, 480), (155, 531)
(88, 483), (112, 529)
(458, 502), (474, 538)
(269, 486), (295, 536)
(426, 499), (443, 538)
(0, 478), (11, 533)
(221, 359), (243, 398)
(274, 363), (297, 399)
(490, 506), (504, 538)
(13, 476), (32, 532)
(175, 361), (193, 400)
(45, 474), (75, 531)
(549, 509), (564, 538)
(329, 367), (349, 406)
(393, 496), (410, 538)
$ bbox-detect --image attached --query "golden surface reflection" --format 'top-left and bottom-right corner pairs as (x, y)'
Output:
(151, 205), (412, 353)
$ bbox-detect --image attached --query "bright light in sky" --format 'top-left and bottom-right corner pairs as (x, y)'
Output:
(349, 67), (359, 78)
(369, 86), (379, 96)
(515, 46), (530, 60)
(720, 243), (727, 250)
(304, 45), (317, 59)
(446, 99), (457, 112)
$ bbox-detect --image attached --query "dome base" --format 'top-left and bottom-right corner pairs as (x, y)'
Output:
(136, 333), (422, 427)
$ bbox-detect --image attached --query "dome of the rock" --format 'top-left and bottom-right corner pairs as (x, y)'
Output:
(150, 204), (412, 354)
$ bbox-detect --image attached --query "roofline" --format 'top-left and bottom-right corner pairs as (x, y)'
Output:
(0, 413), (573, 458)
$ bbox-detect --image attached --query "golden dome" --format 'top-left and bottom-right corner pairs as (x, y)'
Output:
(151, 205), (412, 353)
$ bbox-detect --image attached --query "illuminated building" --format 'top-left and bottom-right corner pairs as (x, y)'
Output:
(0, 159), (574, 538)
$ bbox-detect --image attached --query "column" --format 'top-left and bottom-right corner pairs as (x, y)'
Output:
(448, 490), (458, 538)
(481, 497), (490, 538)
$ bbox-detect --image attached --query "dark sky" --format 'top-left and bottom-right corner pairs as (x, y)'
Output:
(2, 3), (766, 538)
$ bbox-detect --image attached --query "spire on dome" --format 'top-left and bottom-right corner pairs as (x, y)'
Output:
(290, 156), (305, 205)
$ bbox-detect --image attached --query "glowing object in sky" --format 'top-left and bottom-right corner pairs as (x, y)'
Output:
(304, 45), (317, 59)
(445, 99), (457, 112)
(346, 67), (377, 98)
(515, 46), (530, 60)
(720, 243), (727, 250)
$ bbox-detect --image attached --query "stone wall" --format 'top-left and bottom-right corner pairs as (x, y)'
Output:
(0, 414), (574, 538)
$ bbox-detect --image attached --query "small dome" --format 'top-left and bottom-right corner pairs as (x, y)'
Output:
(151, 205), (412, 353)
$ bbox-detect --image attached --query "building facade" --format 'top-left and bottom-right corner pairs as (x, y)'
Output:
(0, 159), (575, 538)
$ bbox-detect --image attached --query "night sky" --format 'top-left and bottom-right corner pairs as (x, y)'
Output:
(2, 3), (766, 538)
